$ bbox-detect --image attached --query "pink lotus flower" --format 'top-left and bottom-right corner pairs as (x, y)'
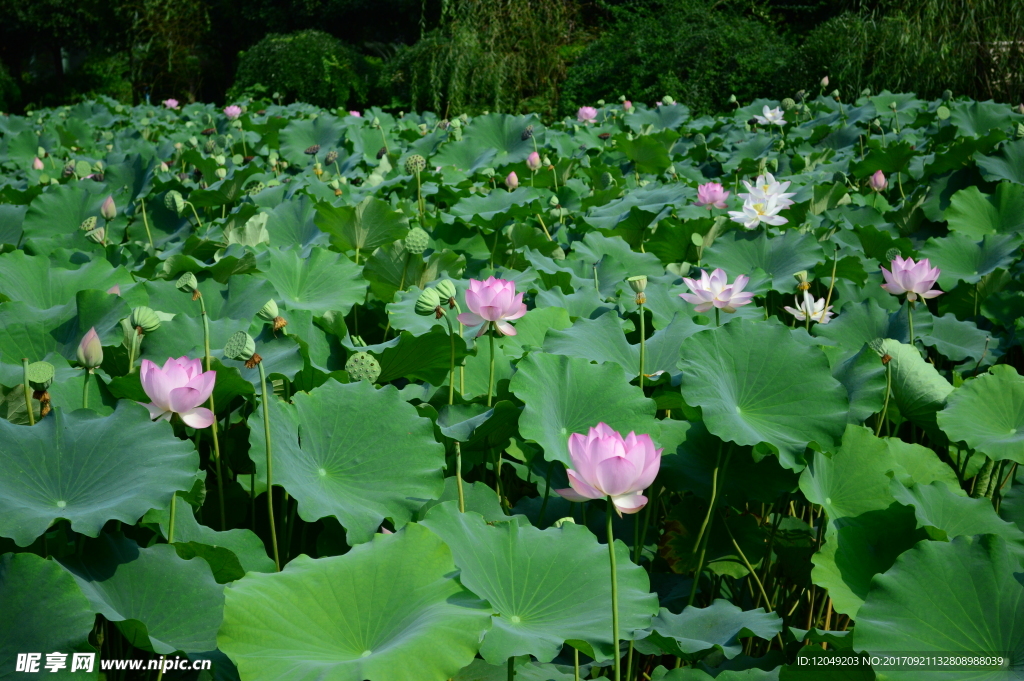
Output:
(623, 100), (633, 112)
(32, 157), (44, 170)
(505, 171), (519, 190)
(100, 195), (116, 220)
(555, 423), (662, 515)
(77, 327), (103, 369)
(679, 268), (755, 313)
(224, 105), (242, 120)
(140, 357), (216, 428)
(457, 277), (527, 336)
(163, 99), (180, 110)
(655, 101), (663, 107)
(695, 182), (730, 209)
(577, 106), (598, 123)
(869, 169), (887, 192)
(526, 151), (541, 171)
(106, 285), (121, 295)
(349, 111), (362, 117)
(881, 255), (942, 302)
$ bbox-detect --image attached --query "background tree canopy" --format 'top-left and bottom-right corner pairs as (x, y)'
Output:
(0, 0), (1021, 116)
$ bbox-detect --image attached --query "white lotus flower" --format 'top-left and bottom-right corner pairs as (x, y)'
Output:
(784, 291), (834, 324)
(754, 105), (785, 126)
(728, 195), (789, 229)
(739, 172), (796, 209)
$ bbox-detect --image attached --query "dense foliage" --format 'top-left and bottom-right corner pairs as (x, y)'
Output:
(1, 92), (1023, 680)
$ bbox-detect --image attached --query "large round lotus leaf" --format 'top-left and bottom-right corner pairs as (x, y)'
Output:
(678, 320), (849, 471)
(218, 523), (491, 681)
(22, 184), (107, 240)
(800, 426), (898, 521)
(703, 230), (822, 292)
(937, 365), (1024, 463)
(856, 535), (1024, 680)
(314, 195), (409, 254)
(811, 504), (928, 617)
(0, 552), (95, 671)
(0, 292), (129, 364)
(0, 403), (198, 546)
(260, 246), (366, 316)
(828, 345), (886, 423)
(433, 113), (539, 169)
(634, 600), (782, 661)
(454, 658), (575, 681)
(878, 338), (954, 442)
(141, 275), (277, 322)
(0, 250), (132, 309)
(509, 351), (660, 466)
(247, 379), (445, 545)
(918, 314), (992, 364)
(421, 503), (659, 663)
(278, 114), (345, 166)
(919, 232), (1023, 288)
(60, 533), (224, 654)
(943, 184), (1024, 238)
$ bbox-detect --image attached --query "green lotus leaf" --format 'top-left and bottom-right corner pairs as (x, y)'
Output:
(878, 338), (953, 441)
(500, 306), (572, 358)
(678, 320), (849, 471)
(827, 345), (886, 423)
(811, 503), (927, 617)
(584, 184), (690, 231)
(937, 365), (1024, 463)
(918, 232), (1023, 288)
(856, 535), (1024, 680)
(433, 113), (540, 169)
(0, 552), (96, 674)
(510, 352), (659, 466)
(142, 275), (277, 321)
(0, 403), (198, 546)
(416, 478), (506, 523)
(975, 139), (1024, 185)
(22, 184), (109, 241)
(778, 645), (873, 680)
(247, 379), (444, 545)
(60, 533), (224, 654)
(950, 100), (1020, 138)
(263, 194), (328, 251)
(444, 187), (541, 226)
(315, 195), (409, 255)
(651, 667), (780, 681)
(376, 327), (468, 385)
(890, 480), (1024, 552)
(946, 183), (1024, 238)
(260, 246), (366, 316)
(813, 299), (913, 355)
(422, 503), (659, 663)
(0, 250), (132, 309)
(616, 132), (675, 174)
(218, 524), (491, 681)
(568, 232), (664, 299)
(635, 601), (782, 661)
(278, 113), (345, 166)
(918, 313), (993, 364)
(454, 658), (575, 681)
(703, 229), (822, 293)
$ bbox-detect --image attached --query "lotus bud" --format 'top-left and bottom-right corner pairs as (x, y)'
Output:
(1017, 123), (1024, 140)
(794, 270), (810, 291)
(728, 94), (737, 104)
(107, 285), (120, 295)
(32, 157), (44, 170)
(77, 327), (104, 369)
(821, 76), (830, 88)
(85, 227), (105, 244)
(860, 88), (872, 97)
(165, 190), (185, 215)
(346, 352), (380, 383)
(781, 97), (795, 111)
(130, 306), (161, 334)
(942, 89), (952, 101)
(80, 216), (98, 232)
(885, 247), (901, 263)
(526, 151), (541, 171)
(28, 361), (55, 391)
(435, 279), (457, 308)
(176, 272), (199, 296)
(404, 154), (426, 174)
(224, 330), (259, 367)
(216, 168), (227, 179)
(1018, 104), (1024, 116)
(325, 150), (338, 165)
(831, 90), (841, 100)
(870, 169), (888, 192)
(415, 287), (443, 317)
(623, 100), (633, 112)
(159, 162), (170, 172)
(662, 96), (675, 105)
(405, 226), (430, 255)
(542, 155), (551, 167)
(505, 171), (519, 191)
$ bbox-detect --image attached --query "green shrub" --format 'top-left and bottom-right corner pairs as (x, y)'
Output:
(229, 30), (368, 108)
(0, 60), (20, 113)
(561, 0), (791, 116)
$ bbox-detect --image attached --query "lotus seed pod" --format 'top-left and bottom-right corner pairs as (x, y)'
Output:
(80, 216), (98, 232)
(75, 160), (92, 177)
(165, 190), (185, 215)
(435, 279), (457, 304)
(627, 275), (648, 293)
(85, 227), (105, 244)
(942, 89), (952, 101)
(867, 337), (886, 356)
(550, 245), (566, 260)
(728, 94), (738, 104)
(885, 247), (901, 263)
(258, 299), (280, 321)
(176, 271), (199, 294)
(27, 361), (55, 391)
(793, 270), (810, 291)
(662, 95), (675, 105)
(324, 150), (338, 165)
(417, 123), (428, 135)
(521, 125), (534, 141)
(246, 182), (265, 196)
(1016, 123), (1024, 140)
(415, 287), (442, 316)
(304, 144), (320, 156)
(781, 97), (796, 111)
(215, 167), (227, 179)
(346, 352), (380, 383)
(63, 162), (75, 177)
(599, 172), (614, 190)
(224, 330), (256, 361)
(404, 154), (426, 174)
(693, 133), (706, 146)
(204, 139), (217, 154)
(130, 306), (161, 333)
(376, 147), (387, 160)
(405, 227), (430, 254)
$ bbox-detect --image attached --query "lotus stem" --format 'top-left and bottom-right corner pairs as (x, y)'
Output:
(715, 307), (721, 327)
(689, 444), (732, 607)
(507, 657), (515, 681)
(487, 329), (496, 407)
(22, 358), (34, 425)
(908, 301), (915, 346)
(876, 361), (893, 437)
(441, 313), (465, 512)
(606, 496), (621, 681)
(197, 293), (227, 531)
(538, 460), (554, 526)
(258, 361), (281, 571)
(138, 198), (154, 250)
(167, 492), (177, 543)
(82, 370), (90, 409)
(638, 302), (646, 389)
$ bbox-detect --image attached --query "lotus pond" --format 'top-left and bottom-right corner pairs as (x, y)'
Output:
(0, 93), (1023, 681)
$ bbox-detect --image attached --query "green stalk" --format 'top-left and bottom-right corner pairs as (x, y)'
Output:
(689, 444), (732, 607)
(82, 370), (90, 409)
(538, 460), (555, 526)
(507, 657), (515, 681)
(606, 496), (621, 681)
(197, 294), (227, 531)
(715, 307), (720, 327)
(908, 300), (916, 346)
(187, 202), (204, 232)
(168, 492), (177, 543)
(875, 362), (892, 437)
(487, 329), (495, 405)
(638, 302), (646, 389)
(22, 358), (34, 425)
(415, 171), (424, 220)
(442, 312), (465, 512)
(258, 361), (281, 571)
(138, 198), (154, 250)
(455, 441), (465, 512)
(442, 313), (456, 405)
